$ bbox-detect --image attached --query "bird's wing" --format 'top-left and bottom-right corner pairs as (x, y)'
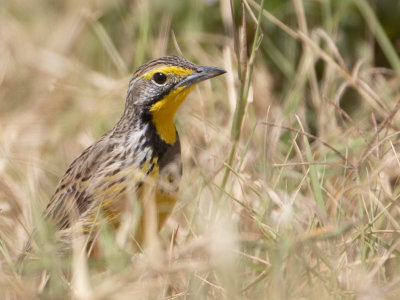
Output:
(45, 135), (111, 229)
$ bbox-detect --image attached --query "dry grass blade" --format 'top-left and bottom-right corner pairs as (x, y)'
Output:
(220, 0), (264, 192)
(261, 121), (351, 164)
(357, 98), (400, 167)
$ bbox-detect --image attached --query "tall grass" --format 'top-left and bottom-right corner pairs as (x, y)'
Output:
(1, 0), (400, 299)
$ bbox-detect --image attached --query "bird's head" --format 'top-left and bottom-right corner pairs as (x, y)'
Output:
(125, 56), (226, 144)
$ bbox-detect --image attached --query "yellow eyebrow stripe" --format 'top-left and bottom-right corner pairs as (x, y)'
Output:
(142, 66), (193, 80)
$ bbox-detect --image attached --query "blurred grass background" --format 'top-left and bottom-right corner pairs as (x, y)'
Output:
(1, 0), (400, 299)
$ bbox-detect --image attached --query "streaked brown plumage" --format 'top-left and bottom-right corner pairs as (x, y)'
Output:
(29, 56), (225, 253)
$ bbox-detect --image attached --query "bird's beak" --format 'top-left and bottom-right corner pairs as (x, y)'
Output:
(177, 65), (226, 88)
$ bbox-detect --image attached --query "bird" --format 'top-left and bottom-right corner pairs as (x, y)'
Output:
(34, 56), (226, 254)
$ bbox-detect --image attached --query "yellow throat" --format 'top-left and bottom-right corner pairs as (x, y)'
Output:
(149, 86), (193, 145)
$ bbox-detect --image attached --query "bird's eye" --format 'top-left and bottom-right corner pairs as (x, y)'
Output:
(152, 72), (167, 85)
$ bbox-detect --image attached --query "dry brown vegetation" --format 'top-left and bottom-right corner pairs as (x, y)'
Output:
(1, 0), (400, 299)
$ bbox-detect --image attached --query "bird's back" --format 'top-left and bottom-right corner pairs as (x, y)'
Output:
(45, 122), (181, 246)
